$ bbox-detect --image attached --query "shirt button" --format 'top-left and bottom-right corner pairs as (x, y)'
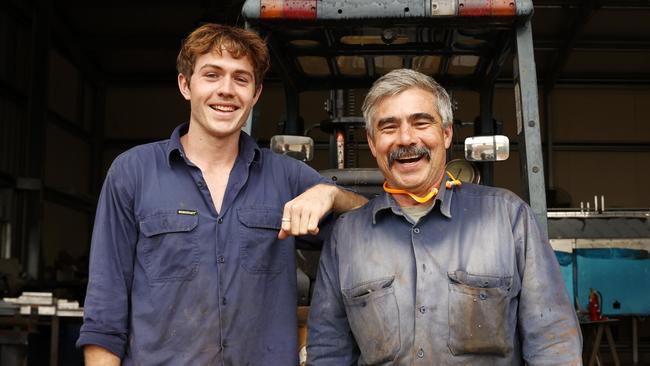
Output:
(218, 218), (223, 224)
(222, 297), (227, 305)
(419, 306), (426, 314)
(479, 292), (487, 300)
(413, 227), (420, 234)
(417, 348), (424, 358)
(218, 256), (225, 263)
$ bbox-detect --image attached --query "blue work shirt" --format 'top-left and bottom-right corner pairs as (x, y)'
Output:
(77, 124), (328, 365)
(307, 180), (582, 365)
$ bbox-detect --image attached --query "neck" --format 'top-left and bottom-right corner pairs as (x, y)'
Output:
(394, 195), (434, 208)
(181, 124), (240, 169)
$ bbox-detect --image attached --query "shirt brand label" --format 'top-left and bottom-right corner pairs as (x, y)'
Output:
(177, 209), (197, 216)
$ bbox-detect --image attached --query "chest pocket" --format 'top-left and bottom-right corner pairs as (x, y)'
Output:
(342, 276), (401, 365)
(237, 207), (286, 274)
(138, 212), (199, 283)
(447, 270), (513, 356)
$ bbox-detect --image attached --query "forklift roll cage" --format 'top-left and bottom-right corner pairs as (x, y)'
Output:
(242, 0), (547, 231)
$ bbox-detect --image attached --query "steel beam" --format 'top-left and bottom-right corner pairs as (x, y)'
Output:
(543, 0), (600, 94)
(475, 30), (512, 187)
(547, 142), (650, 152)
(535, 38), (650, 52)
(290, 44), (472, 57)
(534, 0), (650, 9)
(19, 0), (51, 280)
(477, 86), (495, 186)
(514, 19), (547, 231)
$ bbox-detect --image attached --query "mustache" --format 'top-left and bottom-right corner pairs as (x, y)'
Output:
(388, 145), (431, 167)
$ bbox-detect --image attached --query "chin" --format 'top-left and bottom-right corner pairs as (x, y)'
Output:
(395, 175), (426, 188)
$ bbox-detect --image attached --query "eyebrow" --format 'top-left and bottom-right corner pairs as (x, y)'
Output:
(376, 116), (398, 129)
(198, 64), (254, 79)
(408, 113), (437, 123)
(376, 113), (437, 129)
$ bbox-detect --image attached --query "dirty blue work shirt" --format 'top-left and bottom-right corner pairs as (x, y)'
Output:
(307, 181), (582, 366)
(77, 124), (328, 365)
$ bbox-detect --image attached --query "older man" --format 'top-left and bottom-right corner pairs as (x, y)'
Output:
(306, 69), (582, 365)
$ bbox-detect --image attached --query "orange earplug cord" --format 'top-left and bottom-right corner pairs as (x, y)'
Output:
(383, 171), (462, 204)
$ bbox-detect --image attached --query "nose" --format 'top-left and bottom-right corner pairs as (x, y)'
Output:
(397, 123), (417, 146)
(218, 76), (235, 97)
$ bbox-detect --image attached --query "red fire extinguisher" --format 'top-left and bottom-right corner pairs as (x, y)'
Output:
(588, 288), (607, 321)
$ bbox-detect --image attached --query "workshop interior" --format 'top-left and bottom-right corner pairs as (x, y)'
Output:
(0, 0), (649, 365)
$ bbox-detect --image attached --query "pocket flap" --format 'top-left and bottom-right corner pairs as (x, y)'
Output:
(342, 276), (395, 302)
(237, 207), (282, 230)
(140, 213), (198, 237)
(448, 270), (512, 289)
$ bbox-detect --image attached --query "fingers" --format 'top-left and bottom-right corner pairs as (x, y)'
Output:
(278, 199), (323, 239)
(278, 216), (291, 239)
(306, 210), (320, 235)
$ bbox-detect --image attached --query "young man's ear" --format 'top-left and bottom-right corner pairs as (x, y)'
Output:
(178, 73), (191, 101)
(252, 84), (263, 106)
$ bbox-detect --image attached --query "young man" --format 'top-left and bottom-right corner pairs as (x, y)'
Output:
(78, 24), (366, 365)
(307, 69), (582, 365)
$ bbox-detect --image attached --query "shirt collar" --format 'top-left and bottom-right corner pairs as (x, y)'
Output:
(238, 131), (262, 167)
(166, 123), (188, 166)
(166, 123), (261, 167)
(371, 175), (454, 224)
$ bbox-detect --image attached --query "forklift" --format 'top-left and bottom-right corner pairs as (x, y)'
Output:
(242, 0), (650, 364)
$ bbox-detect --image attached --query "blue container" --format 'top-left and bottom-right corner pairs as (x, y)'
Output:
(575, 248), (650, 315)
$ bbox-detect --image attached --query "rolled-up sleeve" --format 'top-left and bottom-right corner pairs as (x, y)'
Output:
(306, 229), (359, 366)
(76, 156), (137, 359)
(516, 205), (583, 365)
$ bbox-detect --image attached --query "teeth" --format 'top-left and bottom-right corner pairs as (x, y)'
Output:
(212, 105), (236, 112)
(399, 155), (421, 160)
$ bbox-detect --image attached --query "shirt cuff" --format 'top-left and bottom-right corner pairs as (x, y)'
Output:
(76, 330), (126, 359)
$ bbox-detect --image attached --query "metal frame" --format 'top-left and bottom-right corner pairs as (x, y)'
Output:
(514, 19), (548, 230)
(244, 0), (549, 228)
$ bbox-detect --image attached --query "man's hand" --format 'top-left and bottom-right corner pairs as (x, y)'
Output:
(278, 184), (367, 240)
(84, 345), (120, 366)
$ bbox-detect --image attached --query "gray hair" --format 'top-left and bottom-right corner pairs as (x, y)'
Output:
(362, 69), (453, 137)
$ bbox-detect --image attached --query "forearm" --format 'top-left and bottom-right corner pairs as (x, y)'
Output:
(77, 161), (134, 359)
(320, 184), (368, 213)
(84, 345), (121, 366)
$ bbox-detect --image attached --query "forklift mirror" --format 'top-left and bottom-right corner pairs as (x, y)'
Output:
(270, 135), (314, 162)
(464, 135), (509, 162)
